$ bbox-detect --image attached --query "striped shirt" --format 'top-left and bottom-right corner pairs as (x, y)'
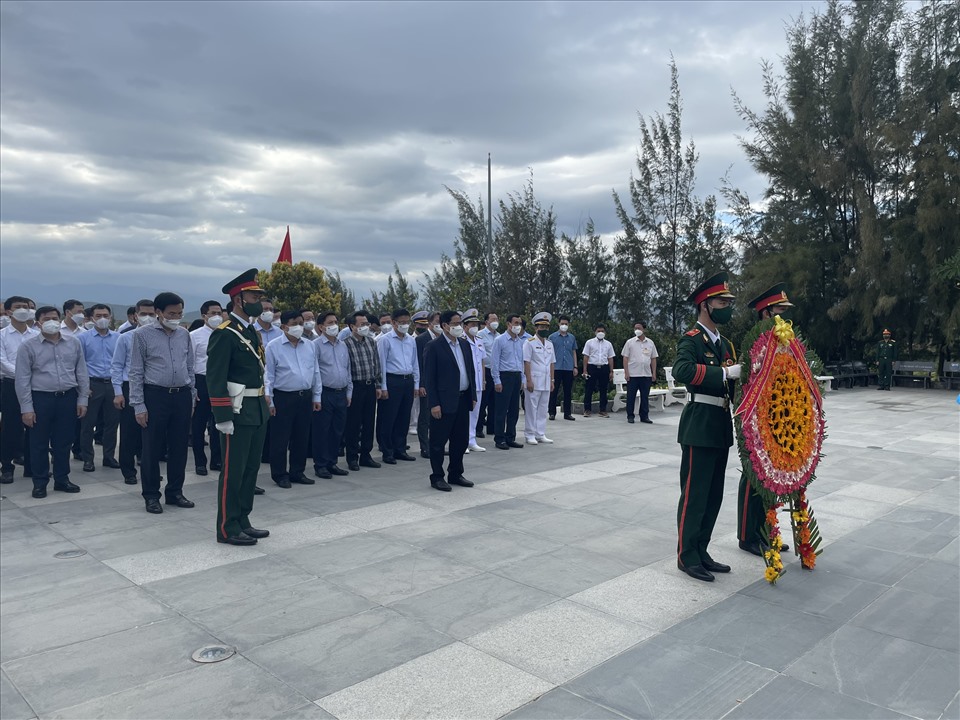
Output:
(343, 334), (382, 387)
(15, 333), (90, 413)
(129, 324), (195, 414)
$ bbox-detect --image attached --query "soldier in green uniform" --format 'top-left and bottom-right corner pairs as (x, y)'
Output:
(207, 269), (271, 545)
(877, 329), (897, 390)
(737, 283), (794, 556)
(672, 271), (739, 582)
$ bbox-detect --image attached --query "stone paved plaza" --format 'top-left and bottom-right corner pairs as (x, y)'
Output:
(1, 387), (958, 720)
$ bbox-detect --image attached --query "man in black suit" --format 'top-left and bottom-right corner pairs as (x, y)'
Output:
(422, 310), (476, 492)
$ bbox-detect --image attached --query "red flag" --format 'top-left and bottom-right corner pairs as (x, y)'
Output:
(277, 226), (292, 264)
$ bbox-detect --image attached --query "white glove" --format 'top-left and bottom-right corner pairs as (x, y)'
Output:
(725, 365), (742, 381)
(215, 420), (235, 436)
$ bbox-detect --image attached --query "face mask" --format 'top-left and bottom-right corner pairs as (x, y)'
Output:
(83, 321), (95, 330)
(449, 325), (464, 338)
(11, 308), (32, 323)
(358, 325), (371, 337)
(303, 321), (316, 332)
(207, 315), (223, 329)
(596, 332), (605, 340)
(161, 317), (180, 330)
(0, 316), (10, 328)
(138, 314), (156, 327)
(286, 325), (304, 339)
(94, 318), (111, 330)
(243, 301), (263, 318)
(708, 305), (734, 325)
(468, 326), (479, 337)
(559, 324), (568, 332)
(432, 324), (442, 335)
(380, 323), (392, 333)
(511, 324), (523, 335)
(41, 320), (61, 335)
(325, 324), (339, 337)
(489, 321), (499, 331)
(397, 323), (410, 335)
(71, 313), (85, 327)
(415, 326), (427, 334)
(773, 308), (792, 321)
(537, 329), (549, 337)
(260, 311), (274, 324)
(634, 329), (644, 337)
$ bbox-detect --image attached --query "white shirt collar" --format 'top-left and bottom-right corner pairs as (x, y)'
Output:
(697, 322), (720, 345)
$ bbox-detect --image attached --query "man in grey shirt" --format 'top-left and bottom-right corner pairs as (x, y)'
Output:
(129, 292), (196, 514)
(15, 305), (89, 498)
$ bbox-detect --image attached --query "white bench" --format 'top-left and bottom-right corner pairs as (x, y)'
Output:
(662, 366), (690, 406)
(611, 368), (667, 413)
(815, 376), (834, 393)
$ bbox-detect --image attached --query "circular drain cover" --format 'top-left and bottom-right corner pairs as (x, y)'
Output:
(191, 645), (236, 663)
(53, 549), (87, 559)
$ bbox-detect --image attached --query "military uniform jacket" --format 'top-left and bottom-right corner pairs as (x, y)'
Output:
(877, 340), (897, 361)
(673, 325), (737, 448)
(207, 314), (269, 426)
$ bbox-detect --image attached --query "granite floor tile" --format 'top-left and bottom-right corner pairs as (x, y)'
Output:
(573, 524), (675, 566)
(844, 519), (955, 556)
(77, 520), (213, 560)
(428, 527), (563, 571)
(851, 587), (960, 651)
(290, 488), (396, 516)
(502, 688), (627, 719)
(583, 473), (671, 495)
(894, 559), (960, 600)
(581, 494), (679, 533)
(389, 572), (557, 639)
(456, 497), (564, 527)
(524, 485), (620, 510)
(278, 532), (417, 577)
(724, 675), (910, 719)
(482, 474), (565, 496)
(785, 625), (959, 720)
(316, 642), (552, 720)
(816, 539), (921, 585)
(245, 607), (451, 700)
(493, 546), (635, 597)
(0, 561), (133, 615)
(410, 486), (512, 512)
(811, 495), (898, 521)
(105, 539), (267, 585)
(514, 509), (626, 544)
(329, 499), (444, 530)
(738, 568), (888, 622)
(832, 482), (919, 506)
(274, 702), (336, 719)
(377, 513), (493, 546)
(564, 633), (776, 720)
(0, 669), (35, 720)
(943, 692), (960, 720)
(935, 537), (960, 564)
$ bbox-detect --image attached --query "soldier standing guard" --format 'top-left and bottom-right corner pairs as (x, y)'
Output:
(207, 269), (271, 545)
(672, 271), (740, 582)
(877, 329), (897, 391)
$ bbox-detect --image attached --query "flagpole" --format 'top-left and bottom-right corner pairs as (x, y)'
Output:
(487, 153), (493, 309)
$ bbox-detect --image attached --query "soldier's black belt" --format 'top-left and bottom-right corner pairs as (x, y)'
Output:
(145, 384), (189, 394)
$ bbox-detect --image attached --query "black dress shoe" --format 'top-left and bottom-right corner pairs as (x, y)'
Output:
(195, 466), (208, 476)
(382, 456), (397, 465)
(431, 479), (452, 492)
(548, 415), (556, 421)
(627, 417), (635, 424)
(420, 450), (430, 459)
(678, 562), (714, 582)
(506, 441), (523, 449)
(314, 468), (333, 479)
(145, 499), (163, 514)
(329, 465), (349, 476)
(274, 477), (292, 488)
(32, 487), (47, 498)
(448, 476), (474, 487)
(702, 558), (731, 573)
(254, 485), (265, 495)
(290, 474), (315, 485)
(54, 480), (80, 493)
(476, 430), (485, 438)
(495, 442), (510, 450)
(165, 495), (195, 508)
(641, 418), (653, 424)
(103, 458), (121, 469)
(243, 527), (269, 538)
(563, 415), (576, 421)
(13, 456), (24, 465)
(217, 532), (257, 545)
(396, 453), (417, 461)
(0, 471), (13, 484)
(82, 461), (96, 472)
(124, 476), (138, 485)
(210, 462), (222, 472)
(359, 457), (381, 469)
(739, 541), (764, 557)
(348, 461), (360, 471)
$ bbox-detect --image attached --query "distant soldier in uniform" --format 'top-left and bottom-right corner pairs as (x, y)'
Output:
(206, 269), (271, 545)
(877, 329), (897, 391)
(672, 271), (739, 582)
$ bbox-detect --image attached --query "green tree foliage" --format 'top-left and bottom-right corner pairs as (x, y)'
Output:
(257, 262), (341, 316)
(361, 262), (420, 316)
(559, 220), (615, 329)
(326, 270), (358, 319)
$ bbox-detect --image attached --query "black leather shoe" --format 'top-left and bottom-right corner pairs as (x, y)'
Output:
(496, 442), (510, 450)
(210, 462), (222, 472)
(348, 461), (360, 471)
(359, 457), (381, 469)
(396, 453), (417, 461)
(82, 462), (96, 472)
(678, 562), (714, 582)
(739, 541), (764, 557)
(382, 456), (397, 465)
(124, 476), (138, 485)
(476, 430), (485, 438)
(254, 485), (265, 495)
(563, 415), (576, 421)
(274, 477), (292, 488)
(165, 495), (195, 508)
(507, 441), (523, 449)
(329, 465), (349, 476)
(420, 450), (430, 459)
(448, 476), (474, 487)
(627, 417), (635, 424)
(103, 458), (121, 469)
(702, 558), (731, 573)
(54, 480), (80, 493)
(32, 487), (47, 498)
(431, 479), (452, 492)
(548, 415), (556, 421)
(145, 499), (163, 514)
(314, 468), (333, 479)
(243, 527), (270, 539)
(13, 456), (24, 465)
(290, 474), (315, 485)
(781, 543), (791, 552)
(641, 418), (653, 424)
(0, 471), (13, 484)
(217, 532), (257, 545)
(195, 466), (208, 476)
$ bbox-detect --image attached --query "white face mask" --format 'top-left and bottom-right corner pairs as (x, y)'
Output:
(94, 317), (111, 330)
(432, 324), (442, 335)
(358, 325), (371, 337)
(468, 326), (479, 337)
(449, 325), (464, 338)
(634, 329), (644, 337)
(596, 332), (606, 340)
(510, 324), (523, 335)
(0, 315), (10, 328)
(324, 324), (339, 337)
(71, 313), (85, 327)
(397, 323), (410, 335)
(207, 315), (223, 329)
(380, 322), (392, 333)
(138, 314), (156, 327)
(488, 321), (499, 331)
(161, 317), (180, 330)
(83, 321), (95, 330)
(303, 321), (316, 331)
(286, 325), (304, 339)
(41, 320), (60, 335)
(260, 311), (274, 324)
(559, 324), (568, 332)
(11, 308), (32, 323)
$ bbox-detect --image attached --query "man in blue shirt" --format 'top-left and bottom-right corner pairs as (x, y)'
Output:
(475, 313), (499, 438)
(548, 315), (578, 422)
(78, 304), (121, 472)
(376, 308), (419, 464)
(313, 311), (353, 479)
(491, 314), (526, 450)
(111, 299), (154, 484)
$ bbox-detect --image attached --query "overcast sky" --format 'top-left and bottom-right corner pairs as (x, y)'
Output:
(0, 0), (822, 310)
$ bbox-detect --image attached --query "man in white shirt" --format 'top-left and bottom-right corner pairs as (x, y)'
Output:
(462, 309), (486, 452)
(301, 310), (319, 341)
(254, 298), (283, 464)
(622, 320), (659, 424)
(190, 300), (224, 475)
(1, 296), (38, 484)
(581, 324), (616, 417)
(60, 300), (86, 338)
(523, 312), (556, 445)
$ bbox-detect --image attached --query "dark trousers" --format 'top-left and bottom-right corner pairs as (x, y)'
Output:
(626, 376), (653, 421)
(191, 374), (221, 470)
(417, 394), (430, 454)
(493, 371), (521, 444)
(477, 368), (496, 434)
(261, 418), (272, 463)
(80, 380), (119, 463)
(737, 472), (766, 544)
(549, 369), (574, 418)
(313, 387), (348, 470)
(140, 385), (191, 501)
(217, 420), (268, 540)
(677, 444), (728, 568)
(584, 365), (611, 412)
(429, 390), (471, 482)
(345, 381), (377, 463)
(29, 389), (78, 488)
(378, 375), (414, 459)
(270, 390), (312, 481)
(118, 381), (141, 480)
(878, 359), (893, 389)
(1, 378), (32, 477)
